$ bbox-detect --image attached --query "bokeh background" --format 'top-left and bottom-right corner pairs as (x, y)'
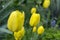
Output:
(0, 0), (60, 40)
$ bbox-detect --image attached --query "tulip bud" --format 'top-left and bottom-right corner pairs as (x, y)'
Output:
(37, 26), (44, 35)
(14, 27), (25, 40)
(29, 13), (40, 27)
(43, 0), (50, 8)
(32, 26), (36, 32)
(31, 7), (36, 14)
(7, 10), (25, 32)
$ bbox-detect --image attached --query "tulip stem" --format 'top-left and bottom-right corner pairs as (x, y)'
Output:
(15, 38), (18, 40)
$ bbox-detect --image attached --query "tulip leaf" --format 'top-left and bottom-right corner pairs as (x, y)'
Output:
(0, 28), (12, 34)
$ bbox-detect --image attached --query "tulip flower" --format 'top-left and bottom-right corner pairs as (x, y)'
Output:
(7, 10), (25, 32)
(43, 0), (50, 8)
(31, 7), (36, 14)
(14, 27), (25, 40)
(32, 26), (36, 32)
(29, 13), (40, 27)
(37, 26), (44, 35)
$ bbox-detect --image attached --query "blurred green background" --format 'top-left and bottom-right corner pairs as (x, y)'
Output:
(0, 0), (60, 40)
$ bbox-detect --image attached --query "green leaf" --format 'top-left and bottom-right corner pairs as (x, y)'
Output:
(36, 0), (42, 4)
(0, 28), (13, 34)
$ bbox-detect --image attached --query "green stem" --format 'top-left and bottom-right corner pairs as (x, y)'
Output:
(16, 38), (18, 40)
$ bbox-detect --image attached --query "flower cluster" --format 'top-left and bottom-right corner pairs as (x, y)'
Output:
(30, 7), (44, 35)
(7, 7), (45, 40)
(7, 10), (25, 40)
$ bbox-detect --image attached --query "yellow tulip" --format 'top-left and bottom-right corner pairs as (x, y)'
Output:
(29, 13), (40, 27)
(43, 0), (50, 8)
(32, 26), (36, 32)
(14, 27), (25, 40)
(7, 10), (25, 32)
(31, 7), (36, 14)
(37, 26), (44, 35)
